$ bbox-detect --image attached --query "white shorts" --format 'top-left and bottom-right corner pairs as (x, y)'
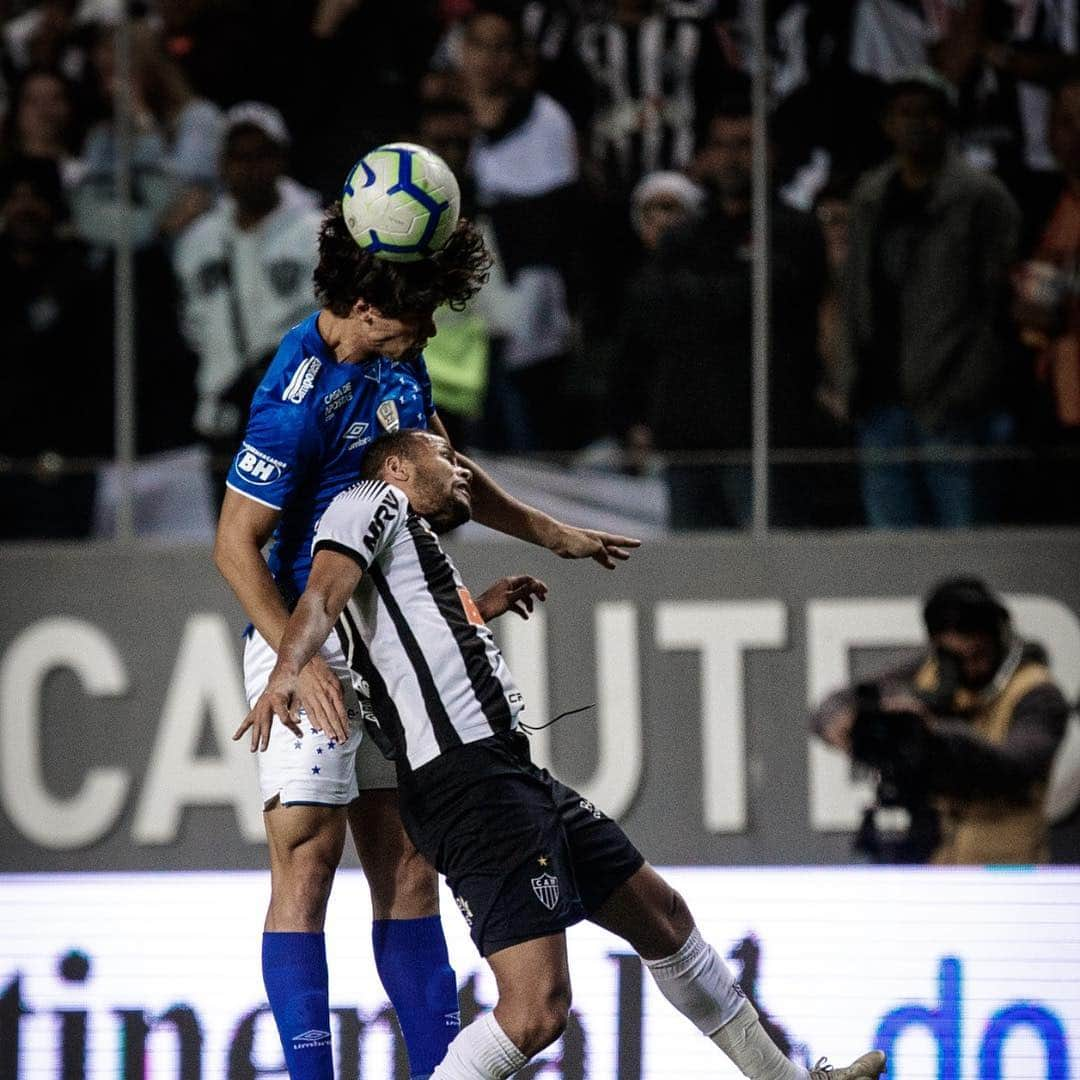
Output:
(243, 629), (397, 807)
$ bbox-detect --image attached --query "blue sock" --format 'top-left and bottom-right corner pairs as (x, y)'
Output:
(262, 931), (334, 1080)
(372, 916), (460, 1079)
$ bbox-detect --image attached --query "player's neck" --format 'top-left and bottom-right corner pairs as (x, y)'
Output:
(317, 309), (380, 364)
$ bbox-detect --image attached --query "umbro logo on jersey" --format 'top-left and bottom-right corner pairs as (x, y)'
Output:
(292, 1029), (331, 1049)
(282, 356), (322, 404)
(234, 444), (287, 485)
(344, 422), (372, 450)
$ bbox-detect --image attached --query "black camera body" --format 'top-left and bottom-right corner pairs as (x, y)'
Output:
(851, 683), (940, 863)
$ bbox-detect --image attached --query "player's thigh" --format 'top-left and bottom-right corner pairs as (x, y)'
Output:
(588, 862), (693, 961)
(347, 789), (439, 920)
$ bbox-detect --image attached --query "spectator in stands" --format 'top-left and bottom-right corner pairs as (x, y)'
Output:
(173, 102), (322, 487)
(72, 19), (222, 249)
(612, 94), (824, 528)
(575, 0), (725, 197)
(616, 169), (705, 476)
(630, 169), (705, 255)
(1013, 74), (1080, 523)
(0, 155), (107, 538)
(844, 68), (1021, 528)
(811, 576), (1068, 865)
(808, 177), (863, 527)
(0, 66), (84, 189)
(455, 3), (581, 451)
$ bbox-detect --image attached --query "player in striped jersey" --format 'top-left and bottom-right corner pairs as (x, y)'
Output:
(238, 430), (888, 1080)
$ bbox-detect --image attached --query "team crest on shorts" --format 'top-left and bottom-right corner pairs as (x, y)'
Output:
(377, 399), (400, 432)
(531, 872), (560, 910)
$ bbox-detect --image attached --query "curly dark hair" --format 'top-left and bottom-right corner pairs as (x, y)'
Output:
(314, 202), (492, 317)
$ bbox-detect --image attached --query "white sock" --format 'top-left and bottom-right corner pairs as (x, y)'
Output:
(643, 926), (746, 1035)
(430, 1012), (529, 1080)
(711, 999), (805, 1080)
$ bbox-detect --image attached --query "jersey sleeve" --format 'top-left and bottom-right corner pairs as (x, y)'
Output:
(312, 482), (406, 570)
(225, 389), (312, 511)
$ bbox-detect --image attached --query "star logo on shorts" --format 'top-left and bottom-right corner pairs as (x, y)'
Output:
(538, 855), (549, 867)
(311, 766), (321, 775)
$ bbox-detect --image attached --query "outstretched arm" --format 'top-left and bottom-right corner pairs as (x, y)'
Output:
(233, 549), (362, 751)
(429, 413), (641, 568)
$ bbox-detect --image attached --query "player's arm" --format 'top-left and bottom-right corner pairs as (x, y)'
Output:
(213, 488), (348, 737)
(234, 549), (363, 751)
(428, 413), (642, 569)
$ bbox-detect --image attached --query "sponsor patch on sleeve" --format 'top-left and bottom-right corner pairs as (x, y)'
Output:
(233, 443), (289, 486)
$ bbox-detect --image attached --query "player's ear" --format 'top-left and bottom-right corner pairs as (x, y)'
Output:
(352, 298), (373, 321)
(383, 453), (410, 483)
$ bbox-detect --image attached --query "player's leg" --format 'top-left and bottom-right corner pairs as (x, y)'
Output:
(590, 864), (886, 1080)
(245, 628), (361, 1080)
(430, 934), (571, 1080)
(349, 787), (460, 1080)
(262, 800), (347, 1080)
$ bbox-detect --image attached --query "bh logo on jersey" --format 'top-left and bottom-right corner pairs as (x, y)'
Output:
(234, 444), (287, 485)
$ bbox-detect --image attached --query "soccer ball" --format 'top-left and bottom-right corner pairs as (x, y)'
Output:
(342, 142), (461, 262)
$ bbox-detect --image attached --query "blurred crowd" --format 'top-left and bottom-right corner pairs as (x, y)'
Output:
(2, 0), (1080, 537)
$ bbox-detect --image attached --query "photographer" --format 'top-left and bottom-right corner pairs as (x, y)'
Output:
(811, 577), (1069, 864)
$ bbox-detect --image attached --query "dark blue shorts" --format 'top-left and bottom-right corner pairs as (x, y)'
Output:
(398, 731), (644, 957)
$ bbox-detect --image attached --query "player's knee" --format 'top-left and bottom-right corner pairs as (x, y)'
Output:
(663, 887), (695, 948)
(508, 979), (571, 1055)
(396, 847), (440, 910)
(270, 845), (338, 925)
(369, 846), (439, 919)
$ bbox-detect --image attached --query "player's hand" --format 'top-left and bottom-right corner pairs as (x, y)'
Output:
(550, 525), (641, 569)
(234, 669), (302, 752)
(476, 576), (548, 621)
(297, 653), (350, 744)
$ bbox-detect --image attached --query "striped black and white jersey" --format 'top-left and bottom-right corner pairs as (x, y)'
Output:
(312, 480), (524, 771)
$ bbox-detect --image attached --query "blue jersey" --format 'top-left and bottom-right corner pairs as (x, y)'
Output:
(226, 311), (433, 602)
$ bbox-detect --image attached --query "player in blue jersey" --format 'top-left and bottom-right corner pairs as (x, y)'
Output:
(214, 205), (640, 1080)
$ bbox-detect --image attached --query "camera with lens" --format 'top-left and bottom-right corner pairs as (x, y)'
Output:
(850, 683), (940, 863)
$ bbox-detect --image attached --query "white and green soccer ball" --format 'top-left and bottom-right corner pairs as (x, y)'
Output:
(342, 142), (461, 262)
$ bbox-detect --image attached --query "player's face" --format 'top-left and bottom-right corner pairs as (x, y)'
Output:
(359, 305), (438, 362)
(408, 435), (473, 533)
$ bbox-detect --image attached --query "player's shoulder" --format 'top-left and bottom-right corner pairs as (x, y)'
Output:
(251, 313), (329, 410)
(318, 480), (410, 556)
